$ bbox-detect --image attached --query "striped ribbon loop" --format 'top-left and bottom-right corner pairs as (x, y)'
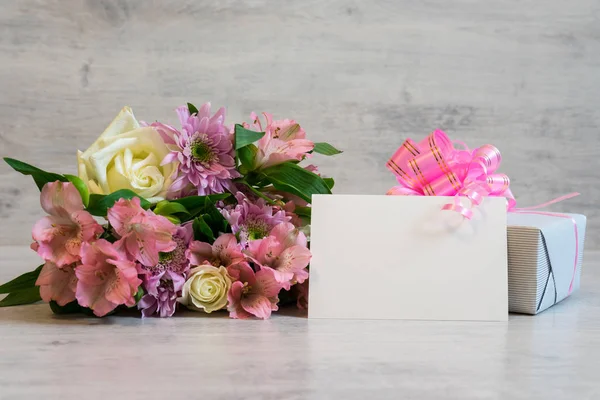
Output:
(385, 130), (513, 217)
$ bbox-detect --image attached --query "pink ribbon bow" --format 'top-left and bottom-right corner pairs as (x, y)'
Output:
(386, 130), (581, 295)
(386, 129), (515, 219)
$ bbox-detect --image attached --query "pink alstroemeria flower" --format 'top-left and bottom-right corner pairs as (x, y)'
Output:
(31, 181), (103, 266)
(226, 263), (281, 319)
(246, 222), (311, 290)
(187, 233), (245, 268)
(107, 197), (177, 267)
(245, 112), (314, 170)
(35, 261), (78, 306)
(76, 239), (142, 317)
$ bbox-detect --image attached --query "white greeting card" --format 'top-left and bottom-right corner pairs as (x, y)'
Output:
(308, 195), (508, 321)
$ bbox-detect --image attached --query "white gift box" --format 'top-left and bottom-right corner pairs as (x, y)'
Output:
(507, 212), (586, 315)
(308, 195), (509, 322)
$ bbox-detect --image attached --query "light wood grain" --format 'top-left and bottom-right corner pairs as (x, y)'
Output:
(1, 0), (599, 248)
(1, 246), (599, 399)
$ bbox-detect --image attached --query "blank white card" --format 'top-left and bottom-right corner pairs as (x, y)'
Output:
(308, 195), (508, 321)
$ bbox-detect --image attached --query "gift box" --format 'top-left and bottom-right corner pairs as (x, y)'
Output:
(507, 212), (586, 315)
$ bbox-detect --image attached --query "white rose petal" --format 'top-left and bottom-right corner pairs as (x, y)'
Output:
(77, 107), (176, 203)
(178, 265), (232, 314)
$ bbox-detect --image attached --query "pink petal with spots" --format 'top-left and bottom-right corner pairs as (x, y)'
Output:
(276, 245), (312, 274)
(227, 281), (252, 319)
(254, 267), (283, 298)
(241, 294), (274, 319)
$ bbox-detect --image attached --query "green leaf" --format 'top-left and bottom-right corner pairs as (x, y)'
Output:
(313, 142), (343, 156)
(238, 144), (258, 173)
(165, 215), (181, 224)
(170, 194), (230, 211)
(50, 300), (83, 315)
(294, 206), (312, 219)
(323, 177), (335, 190)
(0, 287), (41, 307)
(133, 286), (145, 305)
(193, 216), (215, 242)
(153, 201), (190, 217)
(187, 102), (199, 115)
(0, 265), (43, 294)
(86, 190), (151, 216)
(202, 198), (230, 234)
(234, 124), (265, 150)
(260, 162), (332, 203)
(64, 174), (90, 207)
(170, 194), (230, 222)
(4, 158), (67, 190)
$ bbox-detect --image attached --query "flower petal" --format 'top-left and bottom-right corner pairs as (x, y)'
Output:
(276, 245), (312, 274)
(241, 294), (274, 319)
(254, 267), (283, 298)
(187, 241), (214, 266)
(36, 261), (77, 306)
(40, 181), (84, 217)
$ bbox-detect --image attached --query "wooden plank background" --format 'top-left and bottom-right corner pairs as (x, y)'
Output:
(0, 0), (598, 248)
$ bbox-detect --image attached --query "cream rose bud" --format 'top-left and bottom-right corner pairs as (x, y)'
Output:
(178, 265), (232, 313)
(77, 106), (175, 203)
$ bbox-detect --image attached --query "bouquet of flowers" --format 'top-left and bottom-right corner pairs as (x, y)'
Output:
(0, 103), (340, 319)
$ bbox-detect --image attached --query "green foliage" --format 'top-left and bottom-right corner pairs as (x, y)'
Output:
(0, 265), (43, 294)
(193, 216), (215, 242)
(323, 177), (335, 190)
(187, 103), (199, 115)
(3, 158), (67, 190)
(49, 300), (83, 315)
(64, 174), (90, 206)
(313, 142), (343, 156)
(86, 190), (151, 216)
(293, 206), (312, 219)
(170, 194), (230, 223)
(0, 265), (44, 307)
(153, 201), (190, 217)
(234, 124), (265, 150)
(0, 287), (41, 307)
(238, 143), (258, 173)
(260, 162), (332, 203)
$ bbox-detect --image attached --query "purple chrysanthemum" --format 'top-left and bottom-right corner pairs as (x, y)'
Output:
(221, 193), (291, 245)
(138, 270), (185, 318)
(151, 103), (240, 198)
(143, 224), (193, 275)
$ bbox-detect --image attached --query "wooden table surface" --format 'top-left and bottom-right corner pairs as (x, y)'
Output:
(1, 246), (599, 400)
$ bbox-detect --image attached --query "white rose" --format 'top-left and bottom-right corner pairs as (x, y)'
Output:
(178, 265), (232, 313)
(77, 106), (175, 203)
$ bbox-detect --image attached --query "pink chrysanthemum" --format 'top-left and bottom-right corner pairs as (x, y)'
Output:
(151, 103), (240, 198)
(221, 193), (290, 245)
(138, 270), (185, 318)
(143, 223), (194, 276)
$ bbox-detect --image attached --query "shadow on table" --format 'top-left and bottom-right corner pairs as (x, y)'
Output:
(0, 303), (307, 326)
